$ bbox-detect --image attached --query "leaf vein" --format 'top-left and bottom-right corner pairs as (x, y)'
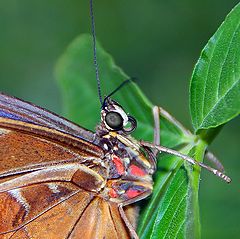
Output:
(150, 175), (187, 239)
(200, 31), (224, 125)
(200, 78), (240, 127)
(162, 194), (187, 239)
(216, 20), (240, 99)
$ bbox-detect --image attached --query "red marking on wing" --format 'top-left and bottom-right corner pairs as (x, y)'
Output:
(109, 188), (118, 198)
(129, 164), (146, 177)
(126, 189), (142, 199)
(112, 155), (125, 175)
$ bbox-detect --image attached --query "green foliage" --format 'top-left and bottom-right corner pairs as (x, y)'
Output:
(56, 3), (240, 239)
(190, 3), (240, 134)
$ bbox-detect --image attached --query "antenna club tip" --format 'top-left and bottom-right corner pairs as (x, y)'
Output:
(225, 176), (232, 184)
(219, 172), (232, 183)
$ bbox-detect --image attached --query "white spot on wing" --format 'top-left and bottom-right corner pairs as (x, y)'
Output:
(48, 183), (60, 194)
(0, 128), (10, 135)
(10, 189), (30, 214)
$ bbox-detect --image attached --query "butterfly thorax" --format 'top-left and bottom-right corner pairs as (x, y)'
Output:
(98, 131), (155, 204)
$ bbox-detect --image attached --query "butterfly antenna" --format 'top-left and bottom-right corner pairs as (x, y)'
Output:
(102, 78), (135, 108)
(141, 141), (232, 183)
(90, 0), (103, 105)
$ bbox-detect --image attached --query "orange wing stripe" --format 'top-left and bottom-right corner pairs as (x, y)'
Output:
(68, 198), (131, 239)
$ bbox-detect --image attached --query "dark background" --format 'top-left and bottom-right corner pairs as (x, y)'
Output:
(0, 0), (239, 238)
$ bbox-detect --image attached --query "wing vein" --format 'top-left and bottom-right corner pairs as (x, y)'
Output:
(0, 189), (81, 236)
(65, 196), (96, 239)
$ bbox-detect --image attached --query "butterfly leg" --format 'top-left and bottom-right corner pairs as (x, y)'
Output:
(152, 106), (160, 148)
(153, 105), (225, 169)
(156, 106), (225, 172)
(152, 106), (192, 157)
(150, 106), (230, 182)
(119, 204), (139, 239)
(140, 141), (231, 183)
(156, 106), (192, 136)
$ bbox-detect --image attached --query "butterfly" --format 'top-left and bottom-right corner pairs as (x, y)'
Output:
(0, 0), (231, 237)
(0, 91), (231, 239)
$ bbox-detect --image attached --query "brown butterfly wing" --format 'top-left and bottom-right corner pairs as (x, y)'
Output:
(0, 184), (95, 239)
(0, 93), (94, 141)
(0, 165), (131, 239)
(0, 183), (87, 236)
(0, 129), (82, 180)
(0, 94), (134, 239)
(0, 158), (106, 238)
(68, 198), (130, 239)
(0, 93), (103, 178)
(0, 94), (107, 238)
(1, 191), (131, 239)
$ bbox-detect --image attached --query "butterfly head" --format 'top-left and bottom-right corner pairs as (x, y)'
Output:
(101, 97), (137, 134)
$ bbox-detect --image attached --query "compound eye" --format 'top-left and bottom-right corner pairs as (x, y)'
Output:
(105, 111), (123, 130)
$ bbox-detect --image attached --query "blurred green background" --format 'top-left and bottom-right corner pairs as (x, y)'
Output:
(0, 0), (239, 238)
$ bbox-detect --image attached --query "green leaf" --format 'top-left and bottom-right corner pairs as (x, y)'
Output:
(56, 34), (201, 239)
(190, 3), (240, 132)
(141, 167), (189, 239)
